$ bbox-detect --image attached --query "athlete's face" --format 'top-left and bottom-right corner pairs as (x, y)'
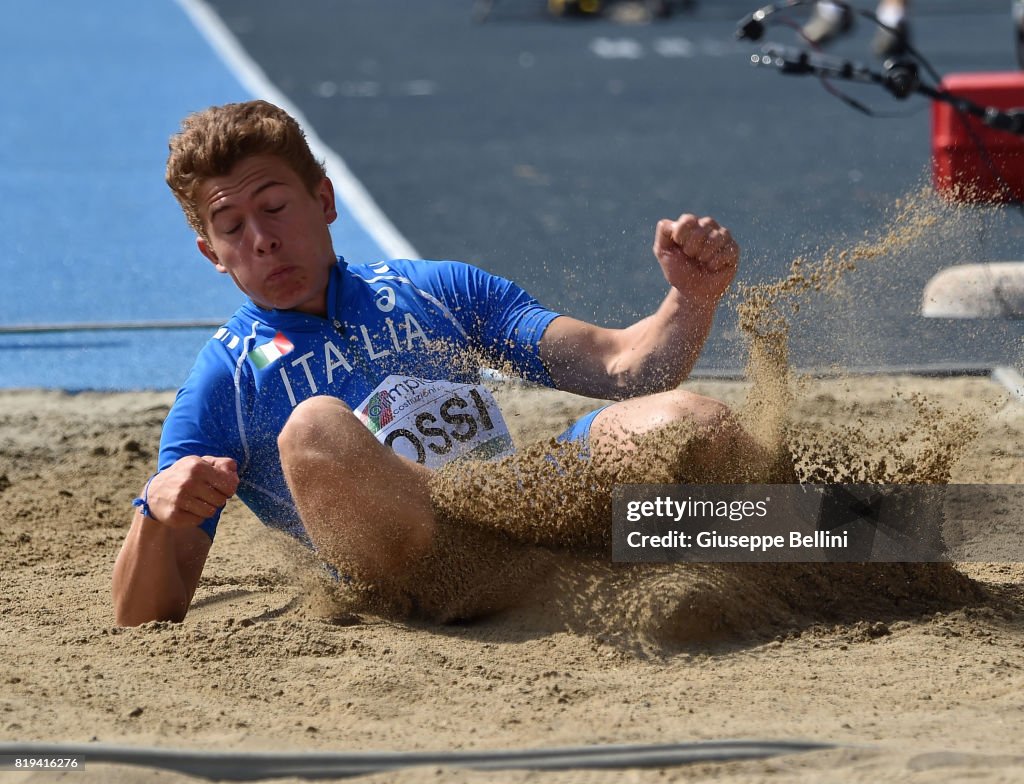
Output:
(196, 155), (338, 317)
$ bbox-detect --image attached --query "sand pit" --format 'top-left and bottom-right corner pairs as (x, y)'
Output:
(4, 188), (1024, 781)
(3, 373), (1024, 783)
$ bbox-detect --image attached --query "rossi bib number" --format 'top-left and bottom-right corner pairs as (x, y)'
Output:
(355, 375), (514, 469)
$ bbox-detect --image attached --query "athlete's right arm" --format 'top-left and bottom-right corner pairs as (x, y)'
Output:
(112, 456), (239, 626)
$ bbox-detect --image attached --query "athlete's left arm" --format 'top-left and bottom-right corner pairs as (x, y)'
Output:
(539, 214), (739, 401)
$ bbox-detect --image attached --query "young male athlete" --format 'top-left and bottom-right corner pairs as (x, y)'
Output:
(112, 100), (756, 626)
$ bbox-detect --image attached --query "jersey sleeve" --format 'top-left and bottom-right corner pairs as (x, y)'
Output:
(408, 260), (561, 386)
(158, 344), (245, 541)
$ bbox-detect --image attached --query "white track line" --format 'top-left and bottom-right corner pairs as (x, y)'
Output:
(174, 0), (419, 261)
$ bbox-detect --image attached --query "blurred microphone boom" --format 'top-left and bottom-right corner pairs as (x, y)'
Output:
(736, 12), (766, 41)
(735, 1), (818, 42)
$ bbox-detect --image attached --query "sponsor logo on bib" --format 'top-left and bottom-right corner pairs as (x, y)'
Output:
(355, 375), (514, 468)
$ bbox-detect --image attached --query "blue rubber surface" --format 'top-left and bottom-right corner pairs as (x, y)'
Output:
(0, 1), (388, 390)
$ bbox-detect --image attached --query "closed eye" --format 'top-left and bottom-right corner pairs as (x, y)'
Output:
(266, 204), (285, 214)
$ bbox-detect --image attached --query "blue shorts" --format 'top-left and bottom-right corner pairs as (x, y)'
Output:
(554, 404), (611, 459)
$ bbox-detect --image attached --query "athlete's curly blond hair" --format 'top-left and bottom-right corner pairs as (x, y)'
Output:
(166, 100), (327, 238)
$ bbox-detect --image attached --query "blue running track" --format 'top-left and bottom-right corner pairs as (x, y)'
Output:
(0, 1), (391, 390)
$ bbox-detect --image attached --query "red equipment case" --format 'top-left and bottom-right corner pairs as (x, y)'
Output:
(932, 71), (1024, 203)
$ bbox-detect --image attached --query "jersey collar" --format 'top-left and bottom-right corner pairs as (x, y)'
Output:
(237, 256), (348, 331)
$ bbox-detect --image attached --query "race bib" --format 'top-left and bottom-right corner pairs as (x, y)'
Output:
(355, 375), (514, 469)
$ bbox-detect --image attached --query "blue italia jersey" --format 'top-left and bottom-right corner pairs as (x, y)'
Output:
(158, 257), (561, 543)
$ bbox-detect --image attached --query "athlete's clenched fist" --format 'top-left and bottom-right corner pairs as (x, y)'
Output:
(140, 455), (239, 529)
(652, 214), (739, 306)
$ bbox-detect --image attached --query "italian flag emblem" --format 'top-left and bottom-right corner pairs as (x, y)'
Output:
(249, 332), (294, 370)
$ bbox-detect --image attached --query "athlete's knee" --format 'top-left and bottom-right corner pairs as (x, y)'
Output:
(278, 396), (361, 463)
(654, 390), (735, 432)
